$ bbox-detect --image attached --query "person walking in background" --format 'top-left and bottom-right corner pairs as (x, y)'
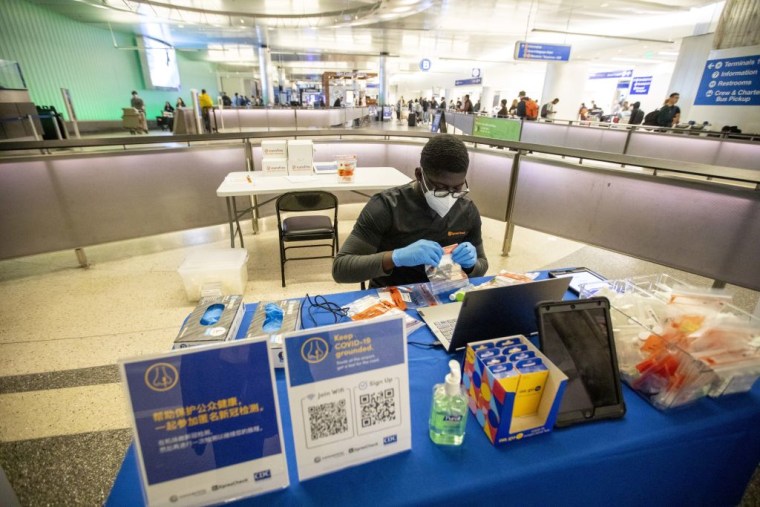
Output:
(541, 98), (559, 121)
(629, 101), (644, 125)
(657, 92), (681, 127)
(198, 88), (214, 133)
(462, 94), (473, 114)
(578, 103), (589, 121)
(176, 97), (186, 108)
(130, 91), (144, 112)
(497, 99), (509, 118)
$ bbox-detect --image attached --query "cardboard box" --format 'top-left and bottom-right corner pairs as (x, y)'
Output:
(463, 335), (567, 446)
(261, 139), (288, 158)
(174, 295), (245, 349)
(287, 139), (314, 174)
(245, 298), (302, 368)
(261, 157), (288, 176)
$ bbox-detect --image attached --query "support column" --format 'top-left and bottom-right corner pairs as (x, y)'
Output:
(379, 52), (389, 106)
(258, 44), (272, 106)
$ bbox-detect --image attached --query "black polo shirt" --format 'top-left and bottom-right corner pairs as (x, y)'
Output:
(333, 182), (488, 287)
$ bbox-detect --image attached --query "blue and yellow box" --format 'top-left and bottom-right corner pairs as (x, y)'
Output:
(463, 335), (567, 446)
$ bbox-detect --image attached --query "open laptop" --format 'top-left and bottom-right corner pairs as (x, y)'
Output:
(416, 277), (570, 352)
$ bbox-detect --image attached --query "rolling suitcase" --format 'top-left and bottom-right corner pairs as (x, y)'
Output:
(407, 114), (417, 127)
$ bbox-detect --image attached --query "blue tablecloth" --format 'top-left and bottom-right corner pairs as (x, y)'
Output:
(107, 279), (760, 507)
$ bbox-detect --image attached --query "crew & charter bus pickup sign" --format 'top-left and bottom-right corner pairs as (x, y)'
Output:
(120, 337), (288, 507)
(694, 55), (760, 106)
(283, 315), (411, 481)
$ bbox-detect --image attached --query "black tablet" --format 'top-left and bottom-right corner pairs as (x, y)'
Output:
(548, 267), (606, 294)
(535, 297), (626, 427)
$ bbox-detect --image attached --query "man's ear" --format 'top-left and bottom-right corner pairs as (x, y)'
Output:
(414, 167), (422, 182)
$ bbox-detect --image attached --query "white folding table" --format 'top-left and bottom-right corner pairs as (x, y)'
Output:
(216, 167), (412, 247)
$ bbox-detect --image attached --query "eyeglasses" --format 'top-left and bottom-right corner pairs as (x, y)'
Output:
(419, 168), (469, 198)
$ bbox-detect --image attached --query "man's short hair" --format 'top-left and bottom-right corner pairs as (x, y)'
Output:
(201, 89), (206, 93)
(131, 90), (137, 95)
(420, 134), (469, 176)
(669, 92), (680, 98)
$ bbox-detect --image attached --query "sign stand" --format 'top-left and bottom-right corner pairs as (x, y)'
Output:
(283, 316), (411, 481)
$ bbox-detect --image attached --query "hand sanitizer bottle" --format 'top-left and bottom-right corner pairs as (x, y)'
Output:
(429, 359), (468, 445)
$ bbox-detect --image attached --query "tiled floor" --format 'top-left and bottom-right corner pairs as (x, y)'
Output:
(0, 201), (758, 505)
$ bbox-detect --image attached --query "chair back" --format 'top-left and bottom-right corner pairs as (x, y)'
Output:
(276, 191), (338, 214)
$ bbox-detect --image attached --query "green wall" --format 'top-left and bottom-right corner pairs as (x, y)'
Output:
(0, 0), (219, 121)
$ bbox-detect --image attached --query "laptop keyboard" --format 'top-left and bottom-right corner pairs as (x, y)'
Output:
(433, 318), (457, 340)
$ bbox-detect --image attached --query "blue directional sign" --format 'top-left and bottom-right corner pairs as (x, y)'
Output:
(419, 58), (432, 72)
(694, 55), (760, 106)
(455, 77), (482, 86)
(630, 76), (652, 95)
(589, 69), (633, 80)
(514, 42), (571, 62)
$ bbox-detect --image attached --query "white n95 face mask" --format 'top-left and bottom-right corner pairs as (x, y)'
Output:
(424, 191), (458, 218)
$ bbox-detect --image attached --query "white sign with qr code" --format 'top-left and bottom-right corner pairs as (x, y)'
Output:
(283, 315), (410, 481)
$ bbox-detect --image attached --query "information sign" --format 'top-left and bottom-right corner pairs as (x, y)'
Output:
(420, 58), (432, 71)
(455, 77), (482, 86)
(514, 42), (571, 62)
(629, 76), (652, 95)
(589, 69), (633, 80)
(284, 316), (411, 481)
(694, 55), (760, 106)
(120, 338), (288, 507)
(473, 116), (522, 142)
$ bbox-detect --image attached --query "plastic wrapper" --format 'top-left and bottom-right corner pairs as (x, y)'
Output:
(343, 295), (425, 335)
(582, 274), (760, 409)
(426, 244), (469, 296)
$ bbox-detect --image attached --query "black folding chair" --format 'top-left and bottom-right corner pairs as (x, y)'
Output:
(276, 191), (339, 287)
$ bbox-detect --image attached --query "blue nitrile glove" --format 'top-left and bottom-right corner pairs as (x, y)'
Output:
(262, 303), (284, 333)
(451, 242), (477, 269)
(391, 239), (444, 267)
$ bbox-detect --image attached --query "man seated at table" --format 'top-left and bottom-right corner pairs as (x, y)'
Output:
(333, 134), (488, 288)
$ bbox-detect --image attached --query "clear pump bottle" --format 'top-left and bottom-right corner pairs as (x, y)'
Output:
(429, 359), (468, 445)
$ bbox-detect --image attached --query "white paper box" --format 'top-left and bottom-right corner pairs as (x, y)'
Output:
(261, 157), (289, 175)
(287, 140), (314, 174)
(261, 139), (288, 158)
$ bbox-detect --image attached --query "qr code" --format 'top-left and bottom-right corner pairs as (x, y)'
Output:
(359, 388), (397, 428)
(307, 399), (349, 441)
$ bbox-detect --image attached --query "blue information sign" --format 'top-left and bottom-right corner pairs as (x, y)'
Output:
(121, 339), (286, 491)
(419, 58), (432, 71)
(455, 77), (482, 86)
(629, 76), (652, 95)
(694, 55), (760, 106)
(589, 69), (633, 80)
(514, 42), (571, 62)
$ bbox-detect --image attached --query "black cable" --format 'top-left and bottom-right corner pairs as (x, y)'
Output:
(304, 293), (349, 327)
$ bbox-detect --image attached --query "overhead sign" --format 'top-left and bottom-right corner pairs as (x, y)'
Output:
(120, 338), (289, 506)
(589, 69), (633, 80)
(617, 80), (631, 89)
(455, 77), (482, 86)
(284, 316), (411, 481)
(472, 68), (481, 78)
(420, 58), (432, 72)
(629, 76), (652, 95)
(514, 42), (571, 62)
(694, 55), (760, 106)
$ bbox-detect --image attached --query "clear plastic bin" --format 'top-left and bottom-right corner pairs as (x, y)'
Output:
(579, 274), (760, 409)
(178, 249), (249, 301)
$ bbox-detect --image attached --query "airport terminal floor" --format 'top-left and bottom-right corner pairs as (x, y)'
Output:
(0, 191), (759, 504)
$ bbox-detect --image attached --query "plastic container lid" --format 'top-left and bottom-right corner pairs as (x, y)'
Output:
(179, 249), (248, 272)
